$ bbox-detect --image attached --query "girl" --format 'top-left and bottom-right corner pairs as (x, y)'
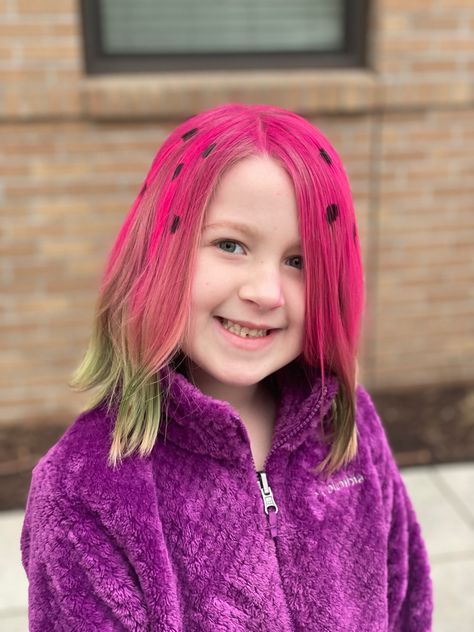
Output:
(21, 103), (433, 631)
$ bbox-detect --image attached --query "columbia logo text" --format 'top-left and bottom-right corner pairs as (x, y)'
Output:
(315, 473), (365, 498)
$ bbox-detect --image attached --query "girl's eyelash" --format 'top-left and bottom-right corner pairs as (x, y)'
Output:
(213, 239), (303, 270)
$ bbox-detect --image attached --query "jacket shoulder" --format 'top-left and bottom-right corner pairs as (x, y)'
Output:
(23, 405), (157, 564)
(30, 405), (115, 501)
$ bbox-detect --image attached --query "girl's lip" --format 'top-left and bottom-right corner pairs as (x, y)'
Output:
(213, 316), (278, 350)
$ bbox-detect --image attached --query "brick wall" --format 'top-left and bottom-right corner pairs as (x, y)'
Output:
(1, 0), (473, 428)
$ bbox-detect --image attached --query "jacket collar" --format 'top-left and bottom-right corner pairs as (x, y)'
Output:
(158, 359), (339, 463)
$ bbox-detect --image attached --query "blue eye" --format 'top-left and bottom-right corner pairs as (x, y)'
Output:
(214, 239), (303, 270)
(216, 239), (244, 255)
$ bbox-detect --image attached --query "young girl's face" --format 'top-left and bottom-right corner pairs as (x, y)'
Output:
(181, 154), (305, 395)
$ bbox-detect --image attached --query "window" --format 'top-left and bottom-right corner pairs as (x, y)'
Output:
(81, 0), (369, 74)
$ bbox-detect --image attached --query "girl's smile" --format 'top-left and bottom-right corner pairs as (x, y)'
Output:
(213, 315), (281, 351)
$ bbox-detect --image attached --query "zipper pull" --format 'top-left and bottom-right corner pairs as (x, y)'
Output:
(257, 471), (279, 539)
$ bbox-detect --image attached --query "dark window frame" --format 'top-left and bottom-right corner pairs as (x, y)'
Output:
(80, 0), (370, 75)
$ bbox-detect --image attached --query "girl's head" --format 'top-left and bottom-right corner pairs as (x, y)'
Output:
(70, 103), (365, 478)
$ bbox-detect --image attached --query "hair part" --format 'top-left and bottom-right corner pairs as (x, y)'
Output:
(69, 102), (364, 480)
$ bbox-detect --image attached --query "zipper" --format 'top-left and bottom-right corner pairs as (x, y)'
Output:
(256, 471), (279, 538)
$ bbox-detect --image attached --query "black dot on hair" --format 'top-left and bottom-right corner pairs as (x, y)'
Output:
(181, 128), (198, 141)
(353, 223), (357, 241)
(172, 163), (184, 180)
(139, 182), (147, 196)
(320, 148), (332, 165)
(202, 143), (216, 158)
(326, 204), (339, 224)
(170, 215), (180, 233)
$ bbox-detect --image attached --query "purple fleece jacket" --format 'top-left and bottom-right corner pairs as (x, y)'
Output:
(21, 362), (433, 631)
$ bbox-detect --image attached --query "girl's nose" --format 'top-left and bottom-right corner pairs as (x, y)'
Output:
(238, 266), (285, 309)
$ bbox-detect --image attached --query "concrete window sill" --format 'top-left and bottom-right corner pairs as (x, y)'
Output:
(80, 69), (379, 120)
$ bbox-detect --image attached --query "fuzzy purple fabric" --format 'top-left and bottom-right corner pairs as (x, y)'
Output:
(21, 362), (433, 631)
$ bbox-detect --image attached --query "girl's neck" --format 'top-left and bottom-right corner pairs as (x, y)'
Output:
(177, 356), (278, 418)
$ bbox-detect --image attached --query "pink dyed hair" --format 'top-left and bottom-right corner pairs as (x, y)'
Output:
(70, 102), (365, 477)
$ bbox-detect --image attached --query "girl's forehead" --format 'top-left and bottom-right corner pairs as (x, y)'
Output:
(218, 154), (288, 182)
(202, 156), (300, 241)
(210, 156), (296, 205)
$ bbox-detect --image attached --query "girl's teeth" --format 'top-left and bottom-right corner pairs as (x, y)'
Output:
(221, 318), (268, 338)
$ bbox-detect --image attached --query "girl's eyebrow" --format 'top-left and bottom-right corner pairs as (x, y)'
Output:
(203, 221), (301, 248)
(204, 221), (258, 238)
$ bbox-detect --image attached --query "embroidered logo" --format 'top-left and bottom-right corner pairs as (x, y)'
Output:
(314, 473), (365, 498)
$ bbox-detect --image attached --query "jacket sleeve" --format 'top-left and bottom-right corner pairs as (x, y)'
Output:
(20, 462), (150, 632)
(357, 386), (433, 632)
(384, 449), (433, 631)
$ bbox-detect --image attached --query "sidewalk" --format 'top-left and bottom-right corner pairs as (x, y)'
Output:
(1, 461), (473, 631)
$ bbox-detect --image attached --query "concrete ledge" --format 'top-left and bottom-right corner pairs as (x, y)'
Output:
(79, 69), (379, 120)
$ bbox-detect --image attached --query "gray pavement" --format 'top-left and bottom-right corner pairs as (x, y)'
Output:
(1, 461), (473, 631)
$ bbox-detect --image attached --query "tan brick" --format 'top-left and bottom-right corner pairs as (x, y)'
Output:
(13, 296), (70, 312)
(1, 139), (56, 154)
(20, 44), (80, 62)
(0, 242), (37, 257)
(16, 0), (76, 13)
(5, 182), (114, 197)
(411, 61), (459, 73)
(0, 322), (41, 336)
(0, 373), (65, 388)
(34, 201), (91, 216)
(0, 22), (79, 38)
(39, 240), (94, 258)
(0, 45), (15, 61)
(4, 91), (71, 123)
(408, 129), (456, 142)
(383, 0), (435, 8)
(0, 69), (43, 82)
(44, 276), (99, 292)
(7, 223), (65, 239)
(0, 23), (52, 37)
(377, 59), (406, 74)
(437, 0), (474, 7)
(438, 38), (474, 52)
(0, 164), (29, 176)
(380, 13), (411, 31)
(30, 161), (91, 178)
(411, 15), (463, 30)
(379, 36), (434, 53)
